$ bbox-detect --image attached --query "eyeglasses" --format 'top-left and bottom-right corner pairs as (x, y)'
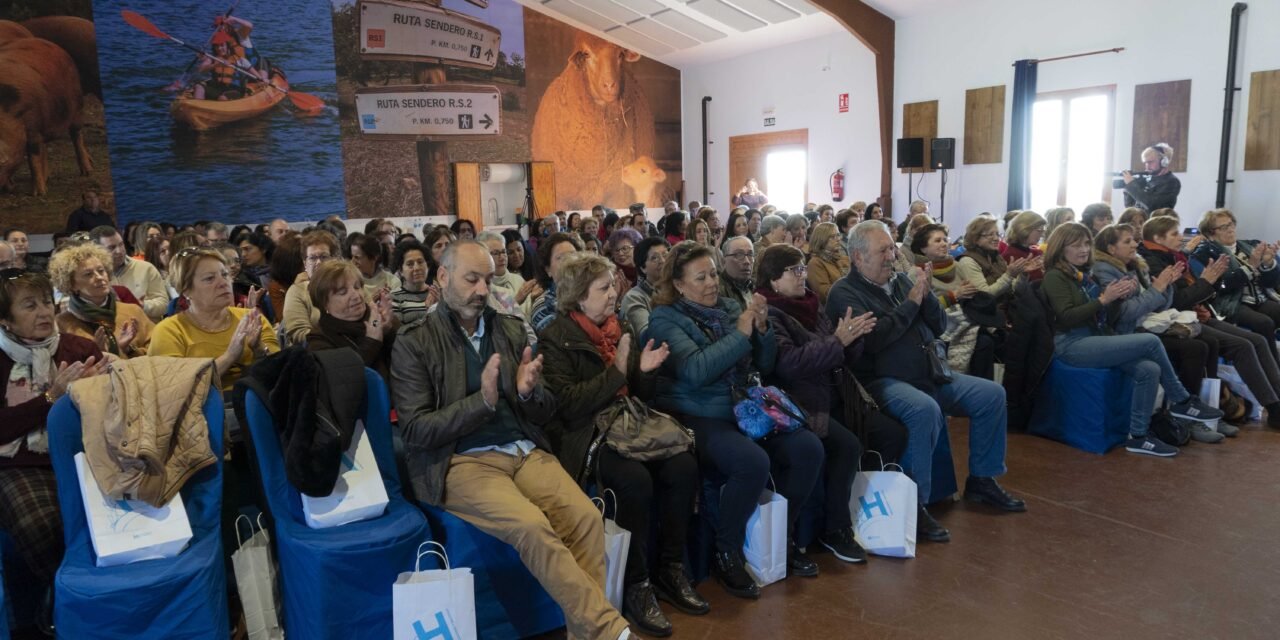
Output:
(1212, 223), (1236, 232)
(614, 245), (635, 253)
(784, 264), (808, 277)
(725, 251), (755, 261)
(305, 254), (334, 264)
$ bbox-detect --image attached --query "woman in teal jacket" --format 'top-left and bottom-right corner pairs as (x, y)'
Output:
(644, 242), (823, 599)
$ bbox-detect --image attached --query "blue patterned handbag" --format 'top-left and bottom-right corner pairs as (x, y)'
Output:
(733, 385), (808, 441)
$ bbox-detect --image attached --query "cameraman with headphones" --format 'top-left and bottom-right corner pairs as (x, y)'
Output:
(1122, 143), (1180, 212)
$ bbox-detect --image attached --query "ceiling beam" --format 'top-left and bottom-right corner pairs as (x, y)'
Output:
(808, 0), (895, 213)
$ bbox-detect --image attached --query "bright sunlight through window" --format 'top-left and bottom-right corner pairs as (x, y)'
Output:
(766, 149), (807, 214)
(1030, 88), (1113, 212)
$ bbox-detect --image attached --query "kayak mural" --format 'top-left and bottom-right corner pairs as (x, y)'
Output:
(331, 0), (682, 218)
(0, 1), (115, 234)
(92, 0), (346, 226)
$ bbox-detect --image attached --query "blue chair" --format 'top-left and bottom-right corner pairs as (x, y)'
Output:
(47, 388), (228, 640)
(1, 551), (9, 640)
(419, 505), (565, 639)
(241, 368), (430, 640)
(1029, 359), (1135, 454)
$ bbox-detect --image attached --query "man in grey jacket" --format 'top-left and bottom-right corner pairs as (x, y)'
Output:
(391, 240), (631, 640)
(825, 221), (1025, 544)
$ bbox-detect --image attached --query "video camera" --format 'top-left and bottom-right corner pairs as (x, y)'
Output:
(1111, 170), (1153, 189)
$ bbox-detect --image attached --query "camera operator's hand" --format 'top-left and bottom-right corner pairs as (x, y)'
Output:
(1122, 170), (1135, 185)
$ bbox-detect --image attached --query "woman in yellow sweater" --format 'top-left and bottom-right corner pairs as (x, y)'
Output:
(49, 244), (154, 359)
(150, 247), (279, 390)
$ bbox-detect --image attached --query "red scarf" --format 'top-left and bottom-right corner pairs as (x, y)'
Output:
(1141, 240), (1195, 285)
(756, 285), (820, 329)
(569, 311), (628, 396)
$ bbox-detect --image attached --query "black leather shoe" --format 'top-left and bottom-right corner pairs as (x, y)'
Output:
(711, 550), (760, 599)
(623, 580), (672, 638)
(787, 543), (819, 577)
(917, 506), (950, 543)
(964, 476), (1027, 512)
(653, 562), (710, 615)
(818, 527), (868, 564)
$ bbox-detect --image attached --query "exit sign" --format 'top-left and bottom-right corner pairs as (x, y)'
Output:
(839, 93), (849, 113)
(764, 117), (776, 127)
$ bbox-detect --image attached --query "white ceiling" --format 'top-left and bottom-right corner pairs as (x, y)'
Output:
(516, 0), (847, 68)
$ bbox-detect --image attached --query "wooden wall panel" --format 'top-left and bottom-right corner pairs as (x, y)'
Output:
(1245, 69), (1280, 170)
(454, 162), (483, 229)
(1131, 80), (1191, 172)
(529, 162), (557, 219)
(902, 100), (938, 173)
(964, 86), (1005, 164)
(727, 129), (809, 207)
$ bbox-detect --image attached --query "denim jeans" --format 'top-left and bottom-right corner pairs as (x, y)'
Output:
(1054, 332), (1191, 436)
(865, 374), (1008, 503)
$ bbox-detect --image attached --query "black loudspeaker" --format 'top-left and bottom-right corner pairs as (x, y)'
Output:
(931, 137), (955, 169)
(897, 138), (924, 168)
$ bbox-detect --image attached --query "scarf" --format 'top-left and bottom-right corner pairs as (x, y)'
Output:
(914, 253), (957, 283)
(1142, 240), (1196, 285)
(0, 328), (59, 390)
(67, 291), (120, 353)
(569, 311), (627, 397)
(1093, 250), (1152, 289)
(674, 297), (753, 386)
(1067, 266), (1107, 331)
(962, 248), (1007, 284)
(756, 284), (819, 330)
(617, 264), (637, 285)
(317, 310), (369, 350)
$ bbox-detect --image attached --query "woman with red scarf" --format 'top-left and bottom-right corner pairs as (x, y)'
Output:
(755, 245), (909, 564)
(538, 253), (705, 637)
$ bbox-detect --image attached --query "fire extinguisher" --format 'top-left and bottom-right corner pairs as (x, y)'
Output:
(830, 169), (845, 202)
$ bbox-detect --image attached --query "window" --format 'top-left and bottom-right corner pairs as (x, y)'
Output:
(765, 148), (807, 214)
(1029, 86), (1115, 213)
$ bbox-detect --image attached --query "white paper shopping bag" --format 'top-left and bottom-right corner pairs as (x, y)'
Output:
(232, 514), (284, 640)
(592, 489), (632, 610)
(850, 465), (918, 559)
(75, 452), (193, 567)
(393, 541), (477, 640)
(301, 420), (389, 529)
(742, 485), (787, 587)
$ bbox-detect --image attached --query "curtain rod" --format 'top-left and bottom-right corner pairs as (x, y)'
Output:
(1013, 47), (1125, 66)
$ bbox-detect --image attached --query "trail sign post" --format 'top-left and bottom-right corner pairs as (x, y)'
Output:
(359, 0), (501, 70)
(355, 84), (502, 139)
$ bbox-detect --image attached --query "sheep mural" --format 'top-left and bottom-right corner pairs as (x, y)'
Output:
(531, 31), (659, 210)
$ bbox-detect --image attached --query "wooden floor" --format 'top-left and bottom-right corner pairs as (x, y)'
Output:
(546, 418), (1280, 639)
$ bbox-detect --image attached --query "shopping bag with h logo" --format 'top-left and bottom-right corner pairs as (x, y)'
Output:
(301, 419), (389, 529)
(849, 453), (917, 558)
(591, 488), (632, 611)
(741, 476), (788, 586)
(393, 541), (477, 640)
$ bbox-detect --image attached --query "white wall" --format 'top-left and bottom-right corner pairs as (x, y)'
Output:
(681, 30), (882, 218)
(893, 0), (1280, 238)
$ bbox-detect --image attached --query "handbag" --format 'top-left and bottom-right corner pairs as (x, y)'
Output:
(588, 397), (694, 468)
(921, 339), (955, 385)
(733, 383), (808, 441)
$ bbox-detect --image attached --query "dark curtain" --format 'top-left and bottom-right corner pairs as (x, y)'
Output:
(1007, 59), (1038, 212)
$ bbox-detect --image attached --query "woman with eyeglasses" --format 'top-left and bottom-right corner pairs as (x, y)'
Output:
(0, 270), (105, 628)
(389, 239), (436, 325)
(755, 245), (908, 564)
(49, 244), (153, 358)
(644, 242), (823, 597)
(607, 228), (642, 301)
(283, 230), (340, 346)
(1190, 208), (1280, 362)
(956, 216), (1039, 299)
(620, 237), (670, 336)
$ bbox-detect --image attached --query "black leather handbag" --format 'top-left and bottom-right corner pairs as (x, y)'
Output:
(921, 339), (955, 385)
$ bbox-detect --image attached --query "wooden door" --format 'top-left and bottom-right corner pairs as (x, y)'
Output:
(454, 162), (482, 229)
(728, 129), (808, 208)
(529, 162), (556, 219)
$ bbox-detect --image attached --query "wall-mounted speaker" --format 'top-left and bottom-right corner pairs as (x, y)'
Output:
(897, 138), (924, 169)
(931, 137), (955, 170)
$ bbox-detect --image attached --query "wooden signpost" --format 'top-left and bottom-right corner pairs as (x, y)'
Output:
(355, 84), (501, 138)
(359, 0), (501, 70)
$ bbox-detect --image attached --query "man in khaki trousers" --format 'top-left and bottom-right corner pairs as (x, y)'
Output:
(391, 241), (631, 640)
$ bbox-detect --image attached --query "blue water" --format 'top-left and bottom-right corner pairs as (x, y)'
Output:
(94, 0), (346, 226)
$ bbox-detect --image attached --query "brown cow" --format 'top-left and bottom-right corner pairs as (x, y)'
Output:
(0, 20), (32, 45)
(23, 16), (101, 98)
(531, 33), (656, 210)
(0, 38), (91, 196)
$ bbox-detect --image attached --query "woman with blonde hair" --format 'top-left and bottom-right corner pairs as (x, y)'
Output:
(306, 259), (396, 379)
(805, 222), (849, 304)
(49, 244), (153, 358)
(957, 216), (1038, 297)
(1001, 211), (1047, 281)
(1043, 207), (1075, 239)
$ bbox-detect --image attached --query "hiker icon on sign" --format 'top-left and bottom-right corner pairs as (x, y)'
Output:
(458, 114), (473, 130)
(470, 44), (482, 59)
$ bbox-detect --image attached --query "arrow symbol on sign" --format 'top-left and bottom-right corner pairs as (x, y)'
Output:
(480, 114), (494, 130)
(485, 49), (494, 61)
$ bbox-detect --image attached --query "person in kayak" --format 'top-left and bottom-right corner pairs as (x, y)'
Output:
(216, 15), (263, 72)
(192, 31), (260, 101)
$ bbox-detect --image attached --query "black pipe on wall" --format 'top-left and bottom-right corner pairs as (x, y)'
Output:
(702, 96), (712, 204)
(1216, 2), (1247, 208)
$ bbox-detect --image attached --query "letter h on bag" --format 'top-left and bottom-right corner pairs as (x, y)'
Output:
(412, 611), (455, 640)
(859, 491), (891, 520)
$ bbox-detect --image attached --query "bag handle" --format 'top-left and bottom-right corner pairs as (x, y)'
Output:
(255, 512), (270, 543)
(234, 514), (253, 549)
(415, 540), (450, 573)
(591, 488), (622, 520)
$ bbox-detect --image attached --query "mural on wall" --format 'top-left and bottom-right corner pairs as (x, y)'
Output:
(333, 0), (681, 218)
(92, 0), (346, 226)
(0, 0), (113, 234)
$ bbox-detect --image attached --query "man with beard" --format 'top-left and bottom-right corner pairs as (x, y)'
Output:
(390, 240), (632, 640)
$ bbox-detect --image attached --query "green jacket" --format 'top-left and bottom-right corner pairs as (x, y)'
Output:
(1040, 267), (1125, 337)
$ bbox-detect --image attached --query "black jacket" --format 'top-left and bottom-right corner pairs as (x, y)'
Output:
(538, 315), (654, 483)
(1122, 172), (1180, 212)
(64, 206), (115, 233)
(1137, 243), (1216, 312)
(1002, 278), (1054, 431)
(233, 346), (367, 497)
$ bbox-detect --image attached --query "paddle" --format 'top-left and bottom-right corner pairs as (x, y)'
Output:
(167, 0), (243, 92)
(123, 10), (325, 113)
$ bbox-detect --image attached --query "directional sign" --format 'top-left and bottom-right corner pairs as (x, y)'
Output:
(359, 0), (501, 70)
(356, 84), (502, 139)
